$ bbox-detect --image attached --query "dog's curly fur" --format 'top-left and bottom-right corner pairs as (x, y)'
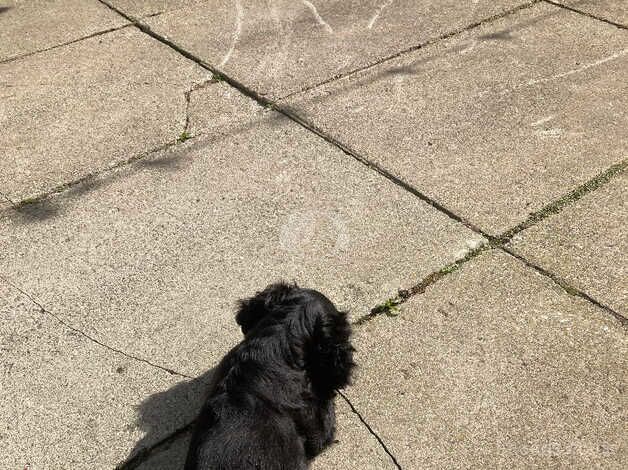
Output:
(184, 282), (355, 470)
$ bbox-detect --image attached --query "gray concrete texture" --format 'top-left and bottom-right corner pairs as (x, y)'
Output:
(0, 82), (482, 377)
(557, 0), (628, 25)
(510, 171), (627, 316)
(284, 2), (628, 235)
(129, 0), (530, 99)
(0, 278), (183, 469)
(0, 0), (128, 61)
(1, 0), (627, 468)
(346, 251), (627, 468)
(0, 27), (212, 203)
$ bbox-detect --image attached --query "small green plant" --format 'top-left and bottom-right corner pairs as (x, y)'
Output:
(440, 263), (459, 275)
(19, 196), (39, 206)
(374, 298), (401, 317)
(177, 131), (191, 143)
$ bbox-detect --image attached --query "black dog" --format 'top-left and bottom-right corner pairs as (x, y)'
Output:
(184, 282), (355, 470)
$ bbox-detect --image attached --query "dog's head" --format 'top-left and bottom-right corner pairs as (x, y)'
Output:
(236, 282), (355, 397)
(235, 282), (301, 335)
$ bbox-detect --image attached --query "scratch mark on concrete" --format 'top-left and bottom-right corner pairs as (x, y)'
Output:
(301, 0), (333, 33)
(524, 48), (627, 87)
(267, 0), (292, 76)
(538, 127), (563, 137)
(460, 39), (477, 54)
(531, 116), (555, 126)
(368, 0), (393, 29)
(219, 0), (244, 67)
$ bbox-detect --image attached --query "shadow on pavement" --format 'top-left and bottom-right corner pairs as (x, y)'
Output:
(119, 367), (218, 469)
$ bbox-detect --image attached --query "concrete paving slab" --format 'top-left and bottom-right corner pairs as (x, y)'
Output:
(510, 171), (627, 316)
(0, 278), (184, 469)
(108, 0), (207, 18)
(0, 27), (212, 203)
(0, 82), (482, 377)
(135, 398), (396, 469)
(345, 250), (627, 468)
(313, 397), (396, 469)
(134, 0), (529, 99)
(557, 0), (628, 25)
(284, 3), (628, 235)
(0, 0), (128, 61)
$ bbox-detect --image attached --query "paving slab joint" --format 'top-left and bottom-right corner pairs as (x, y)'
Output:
(114, 391), (401, 470)
(96, 4), (494, 244)
(356, 244), (492, 325)
(279, 0), (544, 101)
(0, 138), (197, 217)
(497, 159), (627, 244)
(49, 1), (628, 334)
(498, 246), (628, 325)
(0, 24), (132, 65)
(542, 0), (628, 29)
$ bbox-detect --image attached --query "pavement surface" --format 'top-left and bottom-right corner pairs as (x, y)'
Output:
(0, 1), (626, 469)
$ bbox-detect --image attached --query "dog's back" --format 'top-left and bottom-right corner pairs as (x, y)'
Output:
(184, 393), (309, 470)
(184, 283), (354, 470)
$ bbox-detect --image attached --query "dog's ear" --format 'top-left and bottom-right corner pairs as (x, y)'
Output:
(306, 303), (355, 398)
(236, 282), (299, 334)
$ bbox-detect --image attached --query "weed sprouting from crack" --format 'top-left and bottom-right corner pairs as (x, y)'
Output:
(177, 131), (191, 143)
(355, 297), (402, 326)
(17, 196), (39, 206)
(498, 159), (627, 243)
(354, 244), (490, 326)
(374, 298), (401, 317)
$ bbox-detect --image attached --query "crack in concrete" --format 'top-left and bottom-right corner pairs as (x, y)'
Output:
(0, 189), (15, 207)
(5, 2), (623, 466)
(15, 0), (620, 330)
(115, 389), (403, 470)
(3, 0), (618, 330)
(182, 78), (219, 135)
(337, 390), (403, 469)
(277, 104), (495, 242)
(0, 274), (188, 378)
(0, 24), (132, 65)
(543, 0), (628, 29)
(1, 82), (217, 214)
(355, 160), (627, 325)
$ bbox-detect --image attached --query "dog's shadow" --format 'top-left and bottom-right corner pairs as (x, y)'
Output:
(119, 368), (218, 469)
